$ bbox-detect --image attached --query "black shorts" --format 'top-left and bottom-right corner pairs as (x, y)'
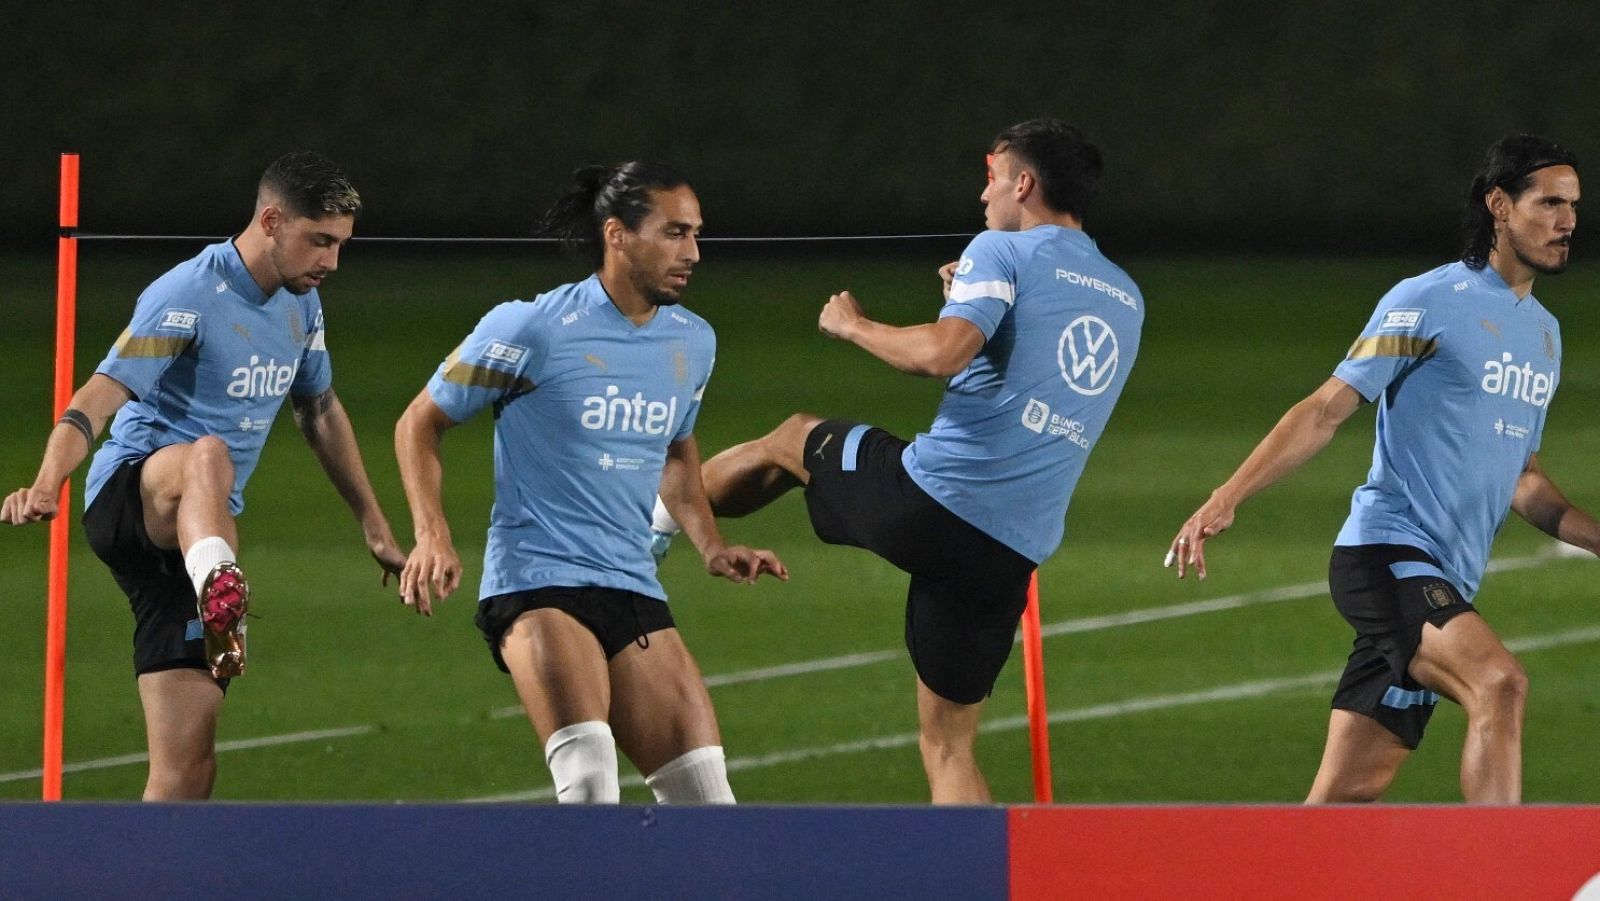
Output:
(475, 586), (677, 673)
(81, 456), (223, 684)
(803, 420), (1036, 705)
(1327, 544), (1478, 749)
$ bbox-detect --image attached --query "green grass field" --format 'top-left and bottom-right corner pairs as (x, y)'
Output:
(3, 245), (1598, 803)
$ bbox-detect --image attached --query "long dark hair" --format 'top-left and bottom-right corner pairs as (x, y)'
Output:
(1461, 135), (1578, 270)
(538, 161), (690, 268)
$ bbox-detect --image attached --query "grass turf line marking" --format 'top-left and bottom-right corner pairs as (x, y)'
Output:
(485, 548), (1562, 719)
(0, 725), (376, 785)
(467, 623), (1600, 802)
(7, 549), (1576, 786)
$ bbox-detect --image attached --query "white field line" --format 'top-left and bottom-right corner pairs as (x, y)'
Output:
(485, 548), (1561, 718)
(468, 623), (1600, 802)
(6, 547), (1578, 787)
(0, 725), (375, 785)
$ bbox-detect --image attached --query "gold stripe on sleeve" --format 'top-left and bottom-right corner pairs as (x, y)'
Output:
(113, 330), (193, 359)
(441, 350), (535, 394)
(1345, 335), (1438, 361)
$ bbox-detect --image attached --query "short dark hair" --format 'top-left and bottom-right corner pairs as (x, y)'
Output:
(1460, 134), (1578, 270)
(991, 119), (1103, 219)
(258, 151), (361, 219)
(538, 162), (691, 269)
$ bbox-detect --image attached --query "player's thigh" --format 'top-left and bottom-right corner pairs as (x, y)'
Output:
(1309, 709), (1410, 801)
(607, 628), (720, 775)
(499, 608), (612, 740)
(1409, 611), (1523, 707)
(137, 668), (224, 765)
(137, 441), (215, 549)
(767, 412), (826, 482)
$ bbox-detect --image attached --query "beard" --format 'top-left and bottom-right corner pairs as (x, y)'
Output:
(1511, 238), (1570, 276)
(645, 287), (683, 307)
(634, 269), (686, 307)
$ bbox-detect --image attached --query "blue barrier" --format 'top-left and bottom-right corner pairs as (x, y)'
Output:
(0, 804), (1009, 900)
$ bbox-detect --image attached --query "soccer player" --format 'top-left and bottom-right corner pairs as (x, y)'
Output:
(1, 152), (405, 800)
(651, 119), (1144, 802)
(394, 162), (786, 805)
(1168, 135), (1590, 803)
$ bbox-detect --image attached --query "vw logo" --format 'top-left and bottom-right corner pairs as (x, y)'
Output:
(1057, 315), (1119, 396)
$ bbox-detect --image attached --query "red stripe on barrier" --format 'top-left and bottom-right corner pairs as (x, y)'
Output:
(1009, 806), (1600, 900)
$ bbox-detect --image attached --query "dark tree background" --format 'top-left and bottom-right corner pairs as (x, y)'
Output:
(4, 2), (1595, 252)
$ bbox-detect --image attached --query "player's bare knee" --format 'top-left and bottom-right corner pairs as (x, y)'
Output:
(188, 435), (235, 475)
(145, 754), (216, 801)
(1474, 659), (1529, 715)
(917, 722), (975, 764)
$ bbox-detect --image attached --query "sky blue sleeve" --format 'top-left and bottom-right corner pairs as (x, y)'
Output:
(94, 282), (202, 400)
(291, 297), (333, 396)
(940, 231), (1016, 340)
(1331, 287), (1439, 402)
(425, 302), (543, 423)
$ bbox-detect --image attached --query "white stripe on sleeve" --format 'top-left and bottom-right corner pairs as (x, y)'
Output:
(948, 279), (1016, 306)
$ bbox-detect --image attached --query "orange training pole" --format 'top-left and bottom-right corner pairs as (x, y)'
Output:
(1021, 570), (1052, 802)
(44, 153), (79, 801)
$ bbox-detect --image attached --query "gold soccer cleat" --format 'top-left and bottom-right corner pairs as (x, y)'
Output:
(198, 562), (250, 678)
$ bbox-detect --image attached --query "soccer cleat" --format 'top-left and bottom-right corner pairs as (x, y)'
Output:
(649, 529), (675, 560)
(198, 561), (250, 678)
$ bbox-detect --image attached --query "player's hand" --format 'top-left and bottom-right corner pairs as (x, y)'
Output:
(704, 544), (789, 585)
(819, 291), (866, 342)
(398, 536), (461, 616)
(938, 261), (959, 301)
(1, 486), (58, 525)
(1166, 491), (1237, 581)
(367, 529), (408, 587)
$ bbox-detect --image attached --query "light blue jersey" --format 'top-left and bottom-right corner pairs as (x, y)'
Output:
(903, 226), (1143, 563)
(1333, 261), (1560, 599)
(426, 275), (714, 602)
(86, 240), (332, 514)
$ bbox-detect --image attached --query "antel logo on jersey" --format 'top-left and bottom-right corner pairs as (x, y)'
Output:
(581, 385), (680, 435)
(1057, 315), (1119, 396)
(226, 356), (298, 398)
(1379, 309), (1423, 331)
(1481, 352), (1555, 407)
(955, 257), (975, 277)
(484, 340), (526, 365)
(159, 309), (200, 332)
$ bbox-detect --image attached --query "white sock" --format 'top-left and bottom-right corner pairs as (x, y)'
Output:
(183, 536), (236, 599)
(544, 721), (620, 804)
(651, 496), (680, 535)
(645, 746), (735, 804)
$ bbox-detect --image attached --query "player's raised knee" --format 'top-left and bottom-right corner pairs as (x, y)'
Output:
(187, 435), (236, 477)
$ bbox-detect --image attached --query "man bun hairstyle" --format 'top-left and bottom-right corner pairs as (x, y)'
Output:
(1461, 134), (1578, 271)
(992, 119), (1103, 219)
(538, 161), (691, 269)
(259, 151), (361, 219)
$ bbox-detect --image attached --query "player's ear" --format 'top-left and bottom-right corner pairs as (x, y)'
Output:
(602, 216), (626, 251)
(1486, 186), (1510, 223)
(1014, 168), (1036, 204)
(258, 203), (283, 237)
